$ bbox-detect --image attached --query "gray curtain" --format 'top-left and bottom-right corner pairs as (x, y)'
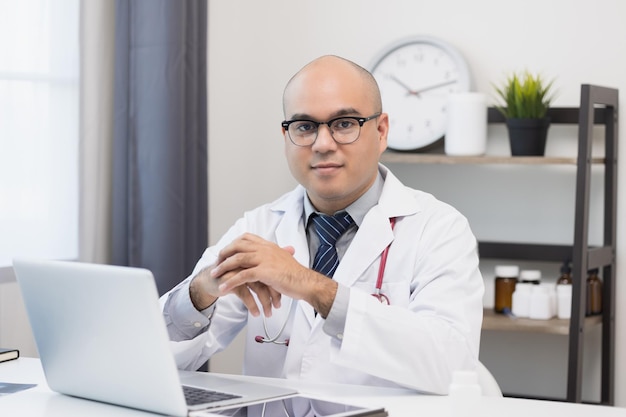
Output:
(112, 0), (208, 296)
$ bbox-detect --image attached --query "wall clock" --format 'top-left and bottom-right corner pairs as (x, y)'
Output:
(370, 35), (472, 151)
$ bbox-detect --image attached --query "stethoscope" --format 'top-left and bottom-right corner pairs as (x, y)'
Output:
(371, 216), (395, 304)
(255, 217), (396, 346)
(254, 299), (294, 346)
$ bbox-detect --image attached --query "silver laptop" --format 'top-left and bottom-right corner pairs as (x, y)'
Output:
(12, 258), (297, 416)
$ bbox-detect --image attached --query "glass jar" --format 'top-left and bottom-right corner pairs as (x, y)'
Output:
(494, 265), (519, 314)
(586, 268), (602, 316)
(557, 261), (573, 285)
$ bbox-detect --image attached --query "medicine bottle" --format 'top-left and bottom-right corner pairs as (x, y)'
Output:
(586, 268), (602, 316)
(557, 284), (572, 319)
(448, 370), (481, 417)
(519, 269), (541, 285)
(556, 261), (573, 319)
(511, 283), (532, 318)
(494, 265), (519, 314)
(529, 285), (555, 320)
(557, 261), (572, 285)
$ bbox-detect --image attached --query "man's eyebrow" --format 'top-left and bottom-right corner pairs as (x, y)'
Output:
(288, 108), (362, 121)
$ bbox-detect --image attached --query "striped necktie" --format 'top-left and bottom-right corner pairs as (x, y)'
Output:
(311, 211), (354, 278)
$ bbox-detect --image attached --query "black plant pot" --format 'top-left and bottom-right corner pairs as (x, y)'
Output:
(506, 118), (551, 156)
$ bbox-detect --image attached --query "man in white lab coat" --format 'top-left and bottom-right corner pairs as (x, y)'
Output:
(161, 55), (484, 394)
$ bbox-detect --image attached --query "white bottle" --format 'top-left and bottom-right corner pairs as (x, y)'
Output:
(557, 284), (572, 319)
(448, 370), (482, 417)
(529, 285), (554, 320)
(543, 283), (557, 317)
(519, 269), (541, 285)
(512, 283), (532, 318)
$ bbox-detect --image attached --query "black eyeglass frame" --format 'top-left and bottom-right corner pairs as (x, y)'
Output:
(281, 113), (381, 146)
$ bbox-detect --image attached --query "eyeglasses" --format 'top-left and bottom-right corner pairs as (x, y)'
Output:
(281, 113), (381, 147)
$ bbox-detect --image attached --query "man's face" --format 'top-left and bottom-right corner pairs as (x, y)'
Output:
(282, 60), (388, 215)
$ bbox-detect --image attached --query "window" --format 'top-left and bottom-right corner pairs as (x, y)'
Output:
(0, 0), (79, 267)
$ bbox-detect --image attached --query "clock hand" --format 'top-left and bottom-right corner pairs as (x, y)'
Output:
(413, 79), (458, 95)
(388, 75), (419, 96)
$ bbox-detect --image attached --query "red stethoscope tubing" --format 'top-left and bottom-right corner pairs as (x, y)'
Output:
(372, 217), (396, 304)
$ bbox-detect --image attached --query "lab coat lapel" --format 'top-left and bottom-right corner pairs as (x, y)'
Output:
(334, 165), (420, 288)
(333, 206), (392, 287)
(272, 186), (316, 326)
(273, 196), (309, 268)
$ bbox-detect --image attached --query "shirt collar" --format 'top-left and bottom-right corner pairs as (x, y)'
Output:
(304, 169), (384, 228)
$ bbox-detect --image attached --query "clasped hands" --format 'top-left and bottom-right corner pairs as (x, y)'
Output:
(189, 233), (337, 318)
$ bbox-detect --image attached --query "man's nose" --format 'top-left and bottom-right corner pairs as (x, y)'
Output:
(312, 124), (337, 150)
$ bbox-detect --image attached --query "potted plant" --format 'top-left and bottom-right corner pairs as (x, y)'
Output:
(494, 71), (555, 156)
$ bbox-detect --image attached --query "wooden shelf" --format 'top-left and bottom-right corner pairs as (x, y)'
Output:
(380, 152), (605, 165)
(482, 308), (602, 335)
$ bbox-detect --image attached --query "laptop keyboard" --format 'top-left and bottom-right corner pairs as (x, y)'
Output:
(182, 385), (242, 406)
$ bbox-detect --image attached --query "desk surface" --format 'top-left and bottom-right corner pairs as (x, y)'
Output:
(1, 357), (624, 417)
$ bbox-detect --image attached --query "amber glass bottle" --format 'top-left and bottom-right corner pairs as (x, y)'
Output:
(557, 261), (573, 285)
(586, 268), (602, 316)
(494, 265), (519, 314)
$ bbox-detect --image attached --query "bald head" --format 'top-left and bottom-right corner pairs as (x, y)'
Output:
(282, 55), (382, 118)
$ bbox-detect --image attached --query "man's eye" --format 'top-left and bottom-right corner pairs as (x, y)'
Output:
(293, 122), (317, 133)
(333, 119), (356, 130)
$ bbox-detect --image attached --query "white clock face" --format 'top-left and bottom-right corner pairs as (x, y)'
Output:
(371, 38), (471, 151)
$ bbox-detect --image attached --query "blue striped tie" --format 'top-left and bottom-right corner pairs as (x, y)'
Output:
(311, 212), (354, 278)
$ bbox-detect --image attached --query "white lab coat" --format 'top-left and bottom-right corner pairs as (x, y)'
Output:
(162, 165), (484, 394)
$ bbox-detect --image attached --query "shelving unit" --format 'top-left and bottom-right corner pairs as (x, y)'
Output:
(379, 85), (618, 405)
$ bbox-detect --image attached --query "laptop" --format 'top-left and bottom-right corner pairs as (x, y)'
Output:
(12, 258), (297, 416)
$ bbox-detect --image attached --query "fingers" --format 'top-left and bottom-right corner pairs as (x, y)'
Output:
(248, 282), (280, 316)
(214, 264), (280, 317)
(211, 252), (249, 280)
(282, 245), (296, 255)
(209, 234), (295, 313)
(230, 282), (281, 318)
(215, 233), (260, 264)
(232, 285), (261, 317)
(212, 264), (254, 296)
(268, 287), (282, 308)
(212, 234), (295, 279)
(210, 240), (258, 280)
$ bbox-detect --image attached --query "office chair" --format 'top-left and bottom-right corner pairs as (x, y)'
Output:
(477, 361), (503, 397)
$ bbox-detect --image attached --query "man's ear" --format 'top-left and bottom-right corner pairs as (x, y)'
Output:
(377, 113), (389, 152)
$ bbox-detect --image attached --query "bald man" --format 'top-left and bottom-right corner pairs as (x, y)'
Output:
(162, 55), (484, 394)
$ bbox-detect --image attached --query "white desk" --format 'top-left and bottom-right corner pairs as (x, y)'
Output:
(1, 357), (624, 417)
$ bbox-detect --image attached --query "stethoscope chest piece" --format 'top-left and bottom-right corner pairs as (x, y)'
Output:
(372, 290), (390, 305)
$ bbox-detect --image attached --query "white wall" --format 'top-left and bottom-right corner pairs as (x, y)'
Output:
(207, 0), (626, 405)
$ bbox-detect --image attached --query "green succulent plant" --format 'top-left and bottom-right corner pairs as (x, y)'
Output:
(495, 72), (555, 119)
